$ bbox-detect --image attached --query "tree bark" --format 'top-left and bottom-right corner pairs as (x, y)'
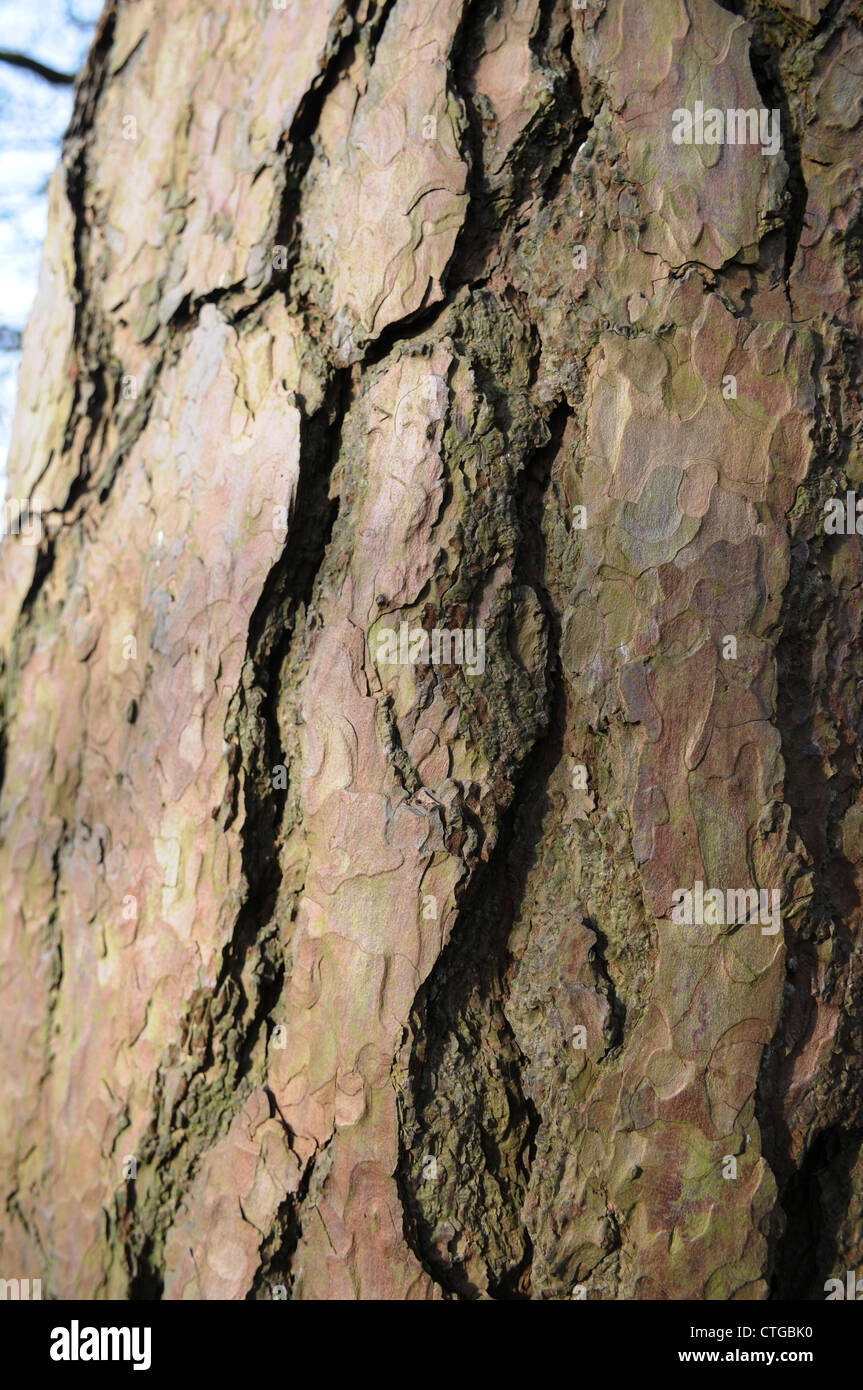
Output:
(1, 0), (863, 1301)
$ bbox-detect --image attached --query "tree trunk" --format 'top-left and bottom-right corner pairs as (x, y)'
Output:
(2, 0), (863, 1301)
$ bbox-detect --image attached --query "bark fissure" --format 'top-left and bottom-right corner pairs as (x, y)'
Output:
(112, 366), (351, 1296)
(394, 383), (573, 1299)
(761, 320), (863, 1297)
(5, 0), (863, 1302)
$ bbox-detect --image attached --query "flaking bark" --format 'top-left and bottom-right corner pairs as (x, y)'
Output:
(1, 0), (862, 1300)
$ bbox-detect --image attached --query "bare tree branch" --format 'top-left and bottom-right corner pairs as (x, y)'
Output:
(0, 49), (76, 86)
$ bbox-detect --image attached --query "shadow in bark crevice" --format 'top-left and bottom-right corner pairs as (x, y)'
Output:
(113, 368), (349, 1299)
(771, 1126), (863, 1299)
(395, 399), (572, 1300)
(760, 329), (863, 1296)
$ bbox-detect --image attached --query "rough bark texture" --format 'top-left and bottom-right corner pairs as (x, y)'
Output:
(1, 0), (863, 1301)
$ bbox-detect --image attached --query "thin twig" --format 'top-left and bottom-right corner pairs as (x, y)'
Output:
(0, 49), (76, 86)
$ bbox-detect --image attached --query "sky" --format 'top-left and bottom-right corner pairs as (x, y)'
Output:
(0, 0), (102, 493)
